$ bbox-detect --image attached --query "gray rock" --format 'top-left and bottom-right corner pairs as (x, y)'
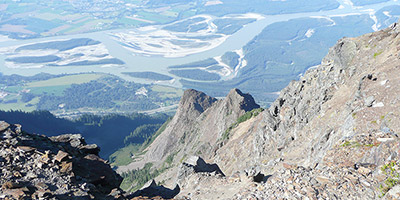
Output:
(54, 151), (69, 163)
(79, 144), (100, 155)
(183, 156), (224, 175)
(385, 185), (400, 199)
(132, 179), (180, 199)
(365, 96), (375, 107)
(0, 121), (10, 132)
(240, 166), (265, 183)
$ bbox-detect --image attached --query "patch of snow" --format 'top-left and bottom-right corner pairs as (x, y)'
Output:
(225, 48), (248, 78)
(137, 26), (157, 32)
(235, 48), (247, 71)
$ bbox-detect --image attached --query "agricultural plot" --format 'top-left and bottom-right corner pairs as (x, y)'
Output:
(0, 73), (182, 115)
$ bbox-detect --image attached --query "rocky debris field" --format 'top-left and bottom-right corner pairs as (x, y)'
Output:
(0, 121), (127, 199)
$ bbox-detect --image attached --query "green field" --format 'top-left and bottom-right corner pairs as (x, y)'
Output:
(0, 96), (39, 111)
(109, 144), (143, 167)
(0, 73), (182, 115)
(27, 74), (104, 87)
(29, 85), (71, 96)
(5, 86), (23, 93)
(1, 74), (105, 112)
(151, 85), (183, 99)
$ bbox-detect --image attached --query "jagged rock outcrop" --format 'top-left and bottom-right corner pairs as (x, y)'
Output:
(177, 156), (224, 185)
(131, 180), (179, 199)
(144, 89), (218, 162)
(145, 88), (259, 163)
(0, 121), (126, 199)
(119, 88), (260, 186)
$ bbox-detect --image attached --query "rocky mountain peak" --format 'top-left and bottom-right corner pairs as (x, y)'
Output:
(225, 88), (260, 113)
(121, 88), (261, 188)
(178, 89), (217, 115)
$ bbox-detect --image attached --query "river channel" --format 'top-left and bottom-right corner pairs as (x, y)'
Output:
(0, 0), (398, 87)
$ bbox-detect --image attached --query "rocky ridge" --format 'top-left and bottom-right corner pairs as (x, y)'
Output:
(119, 87), (260, 186)
(145, 88), (259, 164)
(129, 21), (400, 199)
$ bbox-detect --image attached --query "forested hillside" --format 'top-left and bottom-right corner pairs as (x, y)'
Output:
(0, 73), (182, 116)
(0, 110), (169, 157)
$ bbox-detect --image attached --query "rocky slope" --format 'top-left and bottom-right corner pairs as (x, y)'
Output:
(128, 20), (400, 199)
(0, 121), (130, 199)
(146, 88), (259, 163)
(216, 19), (400, 175)
(118, 88), (260, 184)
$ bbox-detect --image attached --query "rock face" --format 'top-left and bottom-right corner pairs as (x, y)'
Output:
(125, 20), (400, 199)
(0, 121), (125, 199)
(176, 20), (400, 199)
(123, 88), (260, 185)
(143, 89), (218, 162)
(143, 88), (259, 164)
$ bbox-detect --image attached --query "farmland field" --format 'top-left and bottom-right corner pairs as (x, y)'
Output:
(0, 73), (183, 116)
(27, 74), (104, 87)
